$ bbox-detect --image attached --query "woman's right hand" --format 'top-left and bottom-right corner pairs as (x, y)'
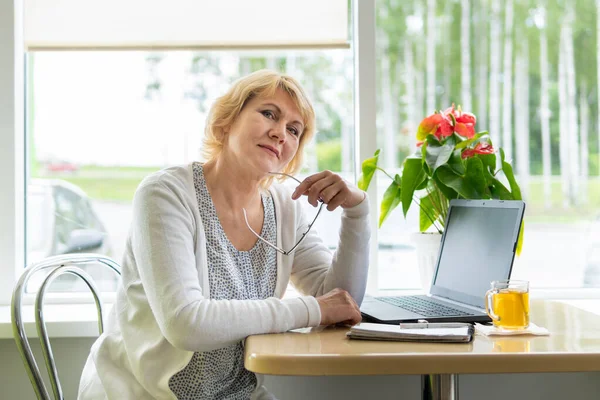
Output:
(316, 288), (362, 326)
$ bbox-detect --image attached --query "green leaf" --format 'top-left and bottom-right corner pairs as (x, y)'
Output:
(420, 207), (434, 232)
(419, 142), (432, 177)
(516, 221), (525, 256)
(421, 140), (428, 158)
(490, 178), (513, 200)
(435, 166), (479, 199)
(479, 153), (497, 173)
(424, 135), (455, 173)
(500, 148), (522, 200)
(447, 149), (466, 175)
(478, 154), (497, 185)
(401, 158), (426, 217)
(379, 174), (402, 227)
(421, 148), (433, 176)
(454, 131), (489, 149)
(416, 176), (430, 190)
(357, 149), (380, 191)
(425, 134), (441, 146)
(464, 157), (489, 198)
(419, 191), (440, 232)
(432, 174), (459, 201)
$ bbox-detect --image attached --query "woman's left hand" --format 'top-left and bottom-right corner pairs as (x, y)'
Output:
(291, 170), (366, 211)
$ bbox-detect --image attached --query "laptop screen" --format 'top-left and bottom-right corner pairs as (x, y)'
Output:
(429, 200), (524, 309)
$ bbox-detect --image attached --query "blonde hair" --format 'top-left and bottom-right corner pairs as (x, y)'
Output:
(202, 69), (316, 187)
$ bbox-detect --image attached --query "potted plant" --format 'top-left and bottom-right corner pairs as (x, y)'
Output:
(358, 105), (524, 288)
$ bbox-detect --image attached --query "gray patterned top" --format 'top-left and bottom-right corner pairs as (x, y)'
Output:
(168, 163), (278, 400)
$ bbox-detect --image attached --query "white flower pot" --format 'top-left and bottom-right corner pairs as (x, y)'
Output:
(410, 232), (442, 292)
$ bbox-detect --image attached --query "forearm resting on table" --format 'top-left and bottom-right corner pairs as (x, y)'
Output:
(160, 295), (321, 352)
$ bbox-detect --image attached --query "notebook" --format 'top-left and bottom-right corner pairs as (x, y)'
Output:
(360, 199), (526, 324)
(347, 322), (474, 343)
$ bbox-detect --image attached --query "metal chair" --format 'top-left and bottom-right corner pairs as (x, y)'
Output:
(11, 254), (121, 400)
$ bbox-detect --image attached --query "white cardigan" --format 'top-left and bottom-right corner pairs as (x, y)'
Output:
(78, 164), (370, 399)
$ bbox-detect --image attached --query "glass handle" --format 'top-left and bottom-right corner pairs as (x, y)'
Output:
(485, 289), (500, 322)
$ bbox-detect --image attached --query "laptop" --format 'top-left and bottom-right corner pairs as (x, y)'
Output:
(360, 199), (526, 324)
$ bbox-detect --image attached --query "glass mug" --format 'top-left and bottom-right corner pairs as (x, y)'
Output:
(485, 280), (530, 330)
(493, 338), (531, 353)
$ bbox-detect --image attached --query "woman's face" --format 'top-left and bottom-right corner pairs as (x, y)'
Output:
(223, 88), (305, 174)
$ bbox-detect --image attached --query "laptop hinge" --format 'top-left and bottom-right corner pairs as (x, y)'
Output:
(428, 294), (485, 313)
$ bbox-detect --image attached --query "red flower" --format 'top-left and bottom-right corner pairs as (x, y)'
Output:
(444, 105), (477, 139)
(416, 104), (477, 142)
(417, 113), (444, 139)
(461, 142), (495, 159)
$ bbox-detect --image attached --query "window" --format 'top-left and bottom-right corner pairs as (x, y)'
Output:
(1, 0), (359, 305)
(375, 0), (600, 290)
(5, 0), (599, 306)
(25, 49), (354, 292)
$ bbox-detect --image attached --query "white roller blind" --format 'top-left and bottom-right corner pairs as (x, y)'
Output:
(24, 0), (349, 50)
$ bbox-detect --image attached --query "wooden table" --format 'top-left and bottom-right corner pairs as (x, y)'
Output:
(245, 301), (600, 399)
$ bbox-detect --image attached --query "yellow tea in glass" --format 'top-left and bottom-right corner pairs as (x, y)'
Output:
(485, 280), (529, 330)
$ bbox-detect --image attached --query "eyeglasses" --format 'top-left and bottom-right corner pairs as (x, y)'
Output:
(242, 172), (324, 256)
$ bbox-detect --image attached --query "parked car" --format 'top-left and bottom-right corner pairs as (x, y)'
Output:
(44, 159), (79, 173)
(27, 178), (112, 264)
(26, 179), (115, 292)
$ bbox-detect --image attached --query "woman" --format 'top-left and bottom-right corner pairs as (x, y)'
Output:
(78, 69), (370, 400)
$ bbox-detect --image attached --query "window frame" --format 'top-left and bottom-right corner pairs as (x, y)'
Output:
(354, 0), (379, 294)
(2, 0), (600, 307)
(0, 0), (25, 307)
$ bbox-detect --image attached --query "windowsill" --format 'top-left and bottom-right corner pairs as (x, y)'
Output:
(0, 303), (114, 339)
(1, 296), (599, 340)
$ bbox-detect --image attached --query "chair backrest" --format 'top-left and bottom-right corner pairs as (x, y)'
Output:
(11, 253), (121, 400)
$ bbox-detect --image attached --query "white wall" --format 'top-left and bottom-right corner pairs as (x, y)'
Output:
(2, 338), (599, 400)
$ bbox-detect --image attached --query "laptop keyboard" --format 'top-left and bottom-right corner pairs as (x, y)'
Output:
(377, 296), (473, 317)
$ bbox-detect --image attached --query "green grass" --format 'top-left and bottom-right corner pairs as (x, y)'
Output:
(56, 176), (149, 202)
(525, 179), (600, 221)
(35, 165), (600, 223)
(78, 165), (162, 176)
(35, 165), (162, 202)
